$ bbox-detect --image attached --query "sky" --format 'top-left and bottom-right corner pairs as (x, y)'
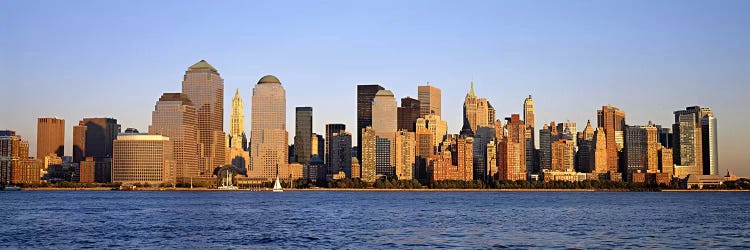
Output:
(1, 0), (749, 175)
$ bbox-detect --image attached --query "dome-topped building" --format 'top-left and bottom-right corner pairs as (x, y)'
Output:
(258, 75), (281, 85)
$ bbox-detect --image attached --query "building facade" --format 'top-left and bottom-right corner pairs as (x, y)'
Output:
(356, 85), (385, 162)
(148, 93), (201, 182)
(36, 117), (65, 159)
(294, 107), (313, 164)
(418, 84), (441, 117)
(181, 60), (225, 177)
(250, 75), (288, 180)
(112, 133), (174, 185)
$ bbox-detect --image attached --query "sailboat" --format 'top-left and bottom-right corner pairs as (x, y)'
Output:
(219, 168), (238, 190)
(273, 164), (283, 192)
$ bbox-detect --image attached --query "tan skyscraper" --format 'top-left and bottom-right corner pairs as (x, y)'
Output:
(112, 133), (174, 185)
(148, 93), (201, 182)
(593, 128), (608, 174)
(416, 114), (448, 149)
(498, 114), (526, 181)
(461, 82), (492, 135)
(250, 75), (288, 180)
(597, 105), (626, 173)
(181, 60), (225, 177)
(523, 95), (536, 173)
(552, 139), (575, 172)
(418, 84), (441, 117)
(229, 89), (247, 150)
(394, 130), (415, 180)
(360, 127), (377, 182)
(372, 90), (397, 139)
(37, 117), (65, 159)
(227, 89), (250, 170)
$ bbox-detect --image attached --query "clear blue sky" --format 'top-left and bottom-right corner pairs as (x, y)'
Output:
(1, 0), (749, 175)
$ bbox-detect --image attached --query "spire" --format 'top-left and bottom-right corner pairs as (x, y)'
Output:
(187, 60), (218, 73)
(467, 81), (477, 98)
(233, 88), (241, 100)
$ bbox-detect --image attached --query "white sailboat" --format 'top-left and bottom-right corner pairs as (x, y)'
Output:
(273, 164), (283, 192)
(219, 168), (238, 190)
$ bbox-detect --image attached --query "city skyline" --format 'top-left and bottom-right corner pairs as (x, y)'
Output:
(1, 1), (748, 175)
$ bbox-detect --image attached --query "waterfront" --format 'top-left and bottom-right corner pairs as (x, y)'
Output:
(1, 191), (748, 248)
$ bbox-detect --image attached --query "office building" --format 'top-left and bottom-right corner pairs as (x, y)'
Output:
(294, 107), (313, 164)
(148, 93), (201, 181)
(498, 114), (526, 181)
(250, 75), (288, 180)
(181, 60), (224, 177)
(112, 133), (174, 185)
(36, 117), (65, 159)
(329, 131), (352, 177)
(394, 130), (415, 180)
(597, 105), (626, 173)
(418, 84), (441, 117)
(325, 124), (346, 165)
(397, 97), (420, 132)
(701, 113), (718, 175)
(356, 84), (385, 161)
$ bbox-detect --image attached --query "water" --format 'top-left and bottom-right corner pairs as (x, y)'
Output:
(0, 191), (748, 248)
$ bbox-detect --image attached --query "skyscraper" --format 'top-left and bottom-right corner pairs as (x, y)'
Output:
(552, 139), (575, 172)
(360, 126), (377, 182)
(148, 93), (201, 181)
(416, 114), (448, 149)
(592, 128), (608, 174)
(73, 125), (87, 163)
(523, 95), (536, 173)
(597, 105), (626, 174)
(461, 82), (492, 135)
(0, 130), (28, 184)
(539, 123), (553, 172)
(181, 60), (224, 177)
(357, 84), (385, 161)
(498, 114), (526, 181)
(78, 118), (121, 158)
(325, 124), (346, 165)
(229, 89), (247, 151)
(701, 113), (718, 175)
(673, 106), (707, 176)
(112, 133), (174, 185)
(250, 75), (287, 180)
(329, 131), (352, 177)
(397, 97), (420, 132)
(36, 117), (65, 159)
(394, 130), (415, 180)
(372, 90), (397, 139)
(418, 84), (441, 117)
(577, 120), (595, 172)
(294, 107), (313, 164)
(415, 128), (433, 181)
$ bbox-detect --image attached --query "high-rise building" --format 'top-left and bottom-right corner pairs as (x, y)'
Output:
(329, 131), (352, 177)
(148, 93), (201, 182)
(78, 117), (120, 182)
(372, 90), (397, 139)
(473, 126), (495, 181)
(523, 95), (536, 174)
(552, 139), (575, 172)
(592, 128), (608, 174)
(597, 105), (626, 173)
(659, 147), (674, 176)
(112, 133), (174, 185)
(673, 106), (708, 176)
(418, 84), (441, 117)
(311, 133), (324, 161)
(181, 60), (224, 177)
(624, 123), (661, 179)
(701, 113), (718, 175)
(577, 120), (595, 172)
(375, 137), (393, 177)
(73, 125), (87, 163)
(250, 75), (287, 180)
(397, 97), (420, 132)
(416, 114), (448, 150)
(357, 84), (385, 161)
(12, 159), (43, 184)
(351, 157), (361, 179)
(325, 124), (346, 165)
(36, 117), (65, 159)
(539, 123), (553, 172)
(360, 126), (377, 182)
(0, 130), (28, 184)
(394, 130), (415, 180)
(415, 128), (433, 181)
(498, 114), (526, 181)
(229, 89), (248, 151)
(79, 157), (95, 183)
(294, 107), (313, 164)
(461, 82), (492, 135)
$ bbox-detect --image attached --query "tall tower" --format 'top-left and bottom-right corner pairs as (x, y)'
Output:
(673, 106), (707, 176)
(295, 107), (313, 164)
(37, 117), (65, 159)
(397, 97), (420, 132)
(461, 81), (491, 136)
(498, 114), (526, 181)
(523, 95), (536, 173)
(356, 84), (385, 161)
(229, 89), (247, 150)
(701, 113), (718, 175)
(372, 90), (398, 139)
(597, 105), (626, 174)
(181, 60), (224, 176)
(149, 93), (201, 181)
(250, 75), (287, 180)
(418, 84), (441, 117)
(325, 124), (346, 165)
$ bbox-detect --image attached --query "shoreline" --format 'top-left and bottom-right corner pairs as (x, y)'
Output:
(13, 187), (750, 192)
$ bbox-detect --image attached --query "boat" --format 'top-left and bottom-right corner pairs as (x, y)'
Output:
(272, 163), (283, 192)
(3, 185), (21, 191)
(218, 168), (238, 190)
